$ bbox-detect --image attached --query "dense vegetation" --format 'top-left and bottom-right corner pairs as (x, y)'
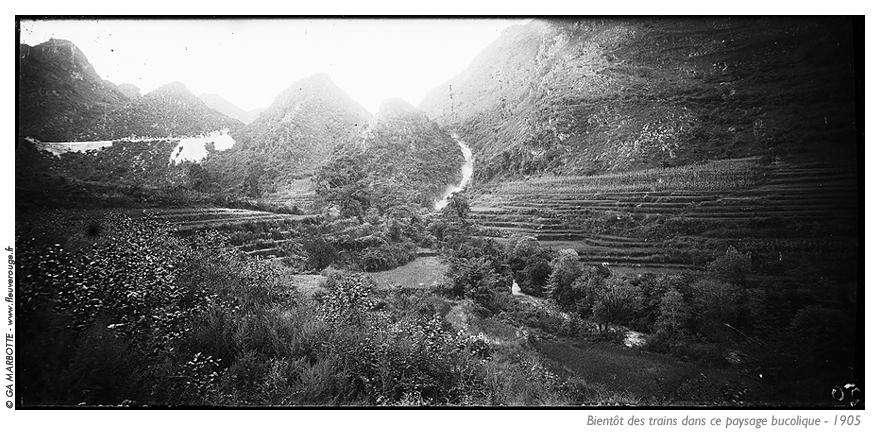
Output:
(214, 73), (372, 188)
(315, 98), (464, 213)
(17, 211), (610, 406)
(433, 204), (858, 404)
(89, 82), (245, 140)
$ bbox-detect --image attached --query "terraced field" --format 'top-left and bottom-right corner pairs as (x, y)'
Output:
(125, 207), (317, 258)
(470, 158), (861, 273)
(261, 177), (320, 213)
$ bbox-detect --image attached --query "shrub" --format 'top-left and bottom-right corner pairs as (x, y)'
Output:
(690, 278), (761, 343)
(302, 235), (338, 271)
(642, 331), (674, 354)
(446, 256), (505, 299)
(505, 237), (553, 294)
(708, 246), (752, 284)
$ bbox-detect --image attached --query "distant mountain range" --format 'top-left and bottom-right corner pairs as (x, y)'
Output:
(17, 18), (859, 207)
(17, 37), (462, 207)
(419, 17), (858, 181)
(199, 93), (265, 125)
(19, 39), (244, 141)
(90, 81), (246, 140)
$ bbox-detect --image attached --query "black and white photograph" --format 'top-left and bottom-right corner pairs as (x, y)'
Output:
(11, 14), (863, 412)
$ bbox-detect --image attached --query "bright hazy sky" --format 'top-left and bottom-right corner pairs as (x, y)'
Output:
(19, 18), (527, 113)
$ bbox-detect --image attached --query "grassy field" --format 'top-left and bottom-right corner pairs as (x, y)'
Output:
(369, 256), (450, 289)
(533, 339), (758, 405)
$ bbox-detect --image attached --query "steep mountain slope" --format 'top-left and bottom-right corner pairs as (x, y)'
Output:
(419, 17), (858, 181)
(316, 98), (464, 212)
(199, 73), (372, 199)
(18, 38), (128, 141)
(18, 38), (244, 141)
(89, 81), (245, 139)
(244, 72), (371, 174)
(199, 93), (264, 124)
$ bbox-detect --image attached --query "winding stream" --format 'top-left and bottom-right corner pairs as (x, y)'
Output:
(434, 134), (474, 210)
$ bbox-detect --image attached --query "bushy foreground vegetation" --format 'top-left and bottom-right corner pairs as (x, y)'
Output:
(17, 212), (601, 406)
(17, 193), (858, 407)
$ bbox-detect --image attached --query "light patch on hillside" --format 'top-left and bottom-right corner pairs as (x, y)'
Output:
(27, 137), (113, 156)
(168, 130), (236, 164)
(28, 129), (236, 164)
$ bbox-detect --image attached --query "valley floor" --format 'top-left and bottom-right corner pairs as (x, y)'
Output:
(13, 155), (861, 407)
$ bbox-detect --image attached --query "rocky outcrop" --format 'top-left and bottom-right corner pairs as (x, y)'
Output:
(420, 18), (858, 181)
(18, 38), (128, 141)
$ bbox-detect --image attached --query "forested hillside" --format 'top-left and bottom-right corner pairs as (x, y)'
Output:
(316, 98), (464, 214)
(89, 82), (245, 140)
(419, 18), (857, 181)
(199, 73), (374, 201)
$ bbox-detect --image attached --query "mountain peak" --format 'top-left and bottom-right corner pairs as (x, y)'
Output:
(150, 81), (193, 98)
(118, 83), (142, 99)
(43, 38), (77, 47)
(303, 71), (332, 82)
(261, 72), (369, 119)
(286, 72), (338, 95)
(21, 38), (98, 78)
(377, 97), (417, 116)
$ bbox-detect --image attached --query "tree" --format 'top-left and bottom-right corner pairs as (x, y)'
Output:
(544, 249), (583, 307)
(446, 256), (504, 301)
(690, 278), (761, 343)
(591, 274), (642, 332)
(315, 157), (373, 220)
(655, 290), (690, 336)
(443, 191), (470, 219)
(708, 246), (752, 284)
(187, 163), (212, 192)
(506, 236), (552, 296)
(241, 160), (265, 198)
